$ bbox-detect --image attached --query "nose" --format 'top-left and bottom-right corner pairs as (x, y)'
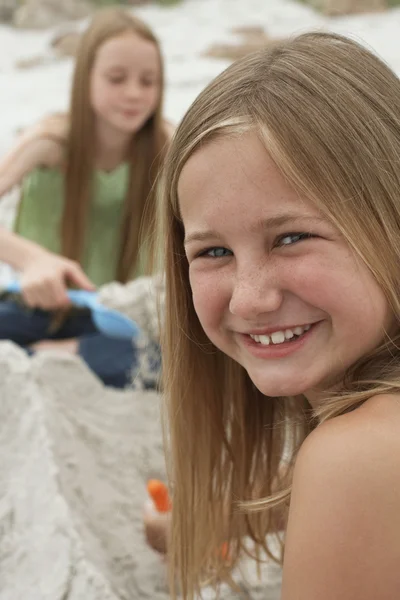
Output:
(125, 80), (143, 100)
(228, 264), (283, 320)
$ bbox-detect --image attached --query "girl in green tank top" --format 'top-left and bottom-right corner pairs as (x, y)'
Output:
(16, 163), (130, 287)
(0, 7), (172, 387)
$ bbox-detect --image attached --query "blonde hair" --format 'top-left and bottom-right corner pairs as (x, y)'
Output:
(62, 7), (166, 282)
(161, 32), (400, 597)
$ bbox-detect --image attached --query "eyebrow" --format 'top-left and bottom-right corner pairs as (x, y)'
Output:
(105, 66), (157, 74)
(183, 213), (326, 246)
(105, 66), (126, 73)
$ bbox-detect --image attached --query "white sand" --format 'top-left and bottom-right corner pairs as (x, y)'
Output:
(2, 0), (400, 596)
(0, 343), (282, 599)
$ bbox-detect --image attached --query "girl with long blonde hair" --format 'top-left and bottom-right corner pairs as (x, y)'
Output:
(0, 7), (172, 387)
(157, 32), (400, 599)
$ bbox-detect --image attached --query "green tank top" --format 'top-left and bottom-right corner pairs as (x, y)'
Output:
(14, 164), (132, 287)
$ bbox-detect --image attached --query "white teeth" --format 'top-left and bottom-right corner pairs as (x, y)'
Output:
(270, 331), (285, 344)
(249, 324), (312, 346)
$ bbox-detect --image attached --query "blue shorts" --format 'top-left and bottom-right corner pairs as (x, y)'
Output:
(0, 299), (137, 389)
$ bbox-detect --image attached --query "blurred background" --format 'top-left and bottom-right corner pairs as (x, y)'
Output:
(1, 0), (400, 155)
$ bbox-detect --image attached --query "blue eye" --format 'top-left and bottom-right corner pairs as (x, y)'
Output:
(202, 247), (232, 258)
(276, 232), (314, 247)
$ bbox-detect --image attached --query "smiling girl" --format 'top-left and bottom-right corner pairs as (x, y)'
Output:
(158, 32), (400, 599)
(0, 8), (172, 387)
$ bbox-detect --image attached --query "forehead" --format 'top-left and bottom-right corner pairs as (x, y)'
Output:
(93, 32), (159, 71)
(178, 132), (306, 223)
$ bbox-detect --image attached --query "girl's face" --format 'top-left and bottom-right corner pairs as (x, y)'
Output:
(90, 31), (161, 136)
(178, 132), (393, 403)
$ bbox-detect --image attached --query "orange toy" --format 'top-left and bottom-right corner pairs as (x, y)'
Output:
(220, 542), (229, 561)
(147, 479), (172, 513)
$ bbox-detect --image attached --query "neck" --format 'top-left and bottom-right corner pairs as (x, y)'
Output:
(95, 119), (133, 171)
(304, 378), (342, 410)
(304, 390), (324, 410)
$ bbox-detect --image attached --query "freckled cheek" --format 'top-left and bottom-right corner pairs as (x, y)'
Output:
(280, 264), (327, 307)
(289, 259), (388, 329)
(283, 255), (344, 305)
(189, 271), (230, 334)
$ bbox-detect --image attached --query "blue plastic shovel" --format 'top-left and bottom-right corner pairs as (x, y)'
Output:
(5, 280), (140, 340)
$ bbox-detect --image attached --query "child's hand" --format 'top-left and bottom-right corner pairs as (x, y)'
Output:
(20, 252), (95, 310)
(143, 500), (170, 555)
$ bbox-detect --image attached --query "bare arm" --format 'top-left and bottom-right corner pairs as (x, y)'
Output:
(0, 228), (95, 309)
(0, 228), (55, 271)
(0, 115), (94, 308)
(281, 398), (400, 600)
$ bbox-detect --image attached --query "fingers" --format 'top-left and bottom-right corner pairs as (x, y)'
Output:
(143, 501), (170, 555)
(22, 276), (71, 310)
(143, 515), (169, 555)
(65, 261), (96, 291)
(18, 253), (95, 310)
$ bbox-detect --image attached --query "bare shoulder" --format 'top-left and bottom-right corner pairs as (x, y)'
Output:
(281, 394), (400, 600)
(23, 112), (69, 143)
(298, 393), (400, 468)
(292, 393), (400, 506)
(17, 113), (68, 167)
(0, 118), (66, 193)
(24, 137), (64, 169)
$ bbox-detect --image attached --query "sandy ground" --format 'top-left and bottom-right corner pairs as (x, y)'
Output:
(0, 343), (282, 599)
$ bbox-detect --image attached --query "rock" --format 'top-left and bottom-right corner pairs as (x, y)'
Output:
(14, 0), (93, 30)
(204, 28), (281, 62)
(15, 55), (52, 69)
(0, 0), (17, 23)
(230, 25), (267, 38)
(51, 30), (81, 58)
(303, 0), (387, 15)
(14, 27), (82, 68)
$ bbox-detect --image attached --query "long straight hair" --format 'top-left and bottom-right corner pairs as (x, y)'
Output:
(160, 32), (400, 598)
(62, 8), (167, 282)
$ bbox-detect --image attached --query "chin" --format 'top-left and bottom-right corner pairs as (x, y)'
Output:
(107, 115), (141, 134)
(117, 122), (141, 134)
(248, 371), (315, 399)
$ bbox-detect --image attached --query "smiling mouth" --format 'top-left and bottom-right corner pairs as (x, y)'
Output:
(249, 324), (312, 346)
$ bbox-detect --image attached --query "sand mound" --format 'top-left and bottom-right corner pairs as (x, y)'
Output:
(0, 342), (169, 599)
(0, 342), (282, 599)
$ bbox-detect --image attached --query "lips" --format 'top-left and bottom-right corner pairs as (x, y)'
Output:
(121, 109), (140, 117)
